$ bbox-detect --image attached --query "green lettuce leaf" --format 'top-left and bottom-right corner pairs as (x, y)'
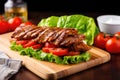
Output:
(38, 14), (99, 45)
(10, 41), (24, 51)
(38, 16), (59, 27)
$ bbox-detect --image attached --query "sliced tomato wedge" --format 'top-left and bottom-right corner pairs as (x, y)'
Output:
(42, 47), (52, 53)
(23, 40), (37, 48)
(31, 44), (42, 49)
(49, 48), (68, 56)
(42, 42), (57, 53)
(16, 40), (29, 45)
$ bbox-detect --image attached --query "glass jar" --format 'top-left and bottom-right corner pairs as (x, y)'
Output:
(4, 0), (28, 21)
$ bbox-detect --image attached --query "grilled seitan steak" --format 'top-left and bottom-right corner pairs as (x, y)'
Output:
(11, 25), (91, 52)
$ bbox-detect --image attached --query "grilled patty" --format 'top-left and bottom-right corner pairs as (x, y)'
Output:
(11, 25), (91, 52)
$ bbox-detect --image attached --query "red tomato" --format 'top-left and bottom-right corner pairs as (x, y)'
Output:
(16, 40), (29, 45)
(114, 32), (120, 37)
(44, 42), (56, 48)
(20, 21), (33, 26)
(106, 37), (120, 54)
(42, 47), (52, 53)
(23, 40), (37, 48)
(94, 32), (111, 49)
(0, 20), (9, 34)
(50, 48), (68, 56)
(8, 17), (22, 31)
(31, 44), (42, 49)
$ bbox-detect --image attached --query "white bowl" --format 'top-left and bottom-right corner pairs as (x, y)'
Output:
(97, 15), (120, 34)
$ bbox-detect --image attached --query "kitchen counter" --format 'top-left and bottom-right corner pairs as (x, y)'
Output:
(9, 12), (120, 80)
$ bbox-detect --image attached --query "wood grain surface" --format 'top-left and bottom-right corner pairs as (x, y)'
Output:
(0, 32), (111, 80)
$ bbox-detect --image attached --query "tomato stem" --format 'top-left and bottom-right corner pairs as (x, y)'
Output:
(116, 36), (120, 40)
(103, 33), (112, 38)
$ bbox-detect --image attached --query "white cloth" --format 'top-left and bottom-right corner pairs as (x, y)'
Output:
(0, 51), (22, 80)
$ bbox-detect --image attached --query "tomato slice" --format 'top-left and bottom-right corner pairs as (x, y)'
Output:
(42, 47), (52, 53)
(31, 44), (42, 49)
(49, 48), (68, 56)
(16, 40), (29, 45)
(23, 40), (37, 48)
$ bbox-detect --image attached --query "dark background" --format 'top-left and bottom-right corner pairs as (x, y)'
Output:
(0, 0), (120, 14)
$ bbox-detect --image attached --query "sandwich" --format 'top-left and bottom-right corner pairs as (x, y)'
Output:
(10, 24), (91, 64)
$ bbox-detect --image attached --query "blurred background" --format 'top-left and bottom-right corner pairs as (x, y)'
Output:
(0, 0), (120, 14)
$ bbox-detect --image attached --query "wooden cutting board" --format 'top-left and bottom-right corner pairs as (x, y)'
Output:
(0, 32), (111, 80)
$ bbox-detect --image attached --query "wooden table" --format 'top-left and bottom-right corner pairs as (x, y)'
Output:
(8, 12), (120, 80)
